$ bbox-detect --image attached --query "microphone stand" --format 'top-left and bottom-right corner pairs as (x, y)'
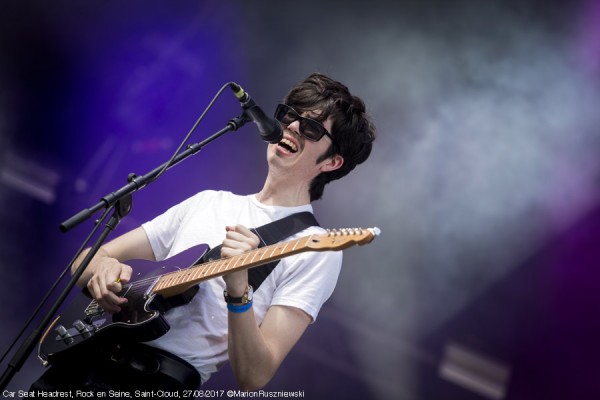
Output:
(0, 114), (249, 390)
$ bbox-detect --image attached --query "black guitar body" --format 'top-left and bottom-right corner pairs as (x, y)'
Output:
(38, 244), (208, 364)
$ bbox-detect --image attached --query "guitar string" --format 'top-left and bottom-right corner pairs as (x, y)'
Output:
(122, 230), (346, 295)
(87, 242), (285, 306)
(87, 231), (359, 308)
(112, 238), (302, 295)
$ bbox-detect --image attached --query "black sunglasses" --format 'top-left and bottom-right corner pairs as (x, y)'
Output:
(274, 104), (336, 145)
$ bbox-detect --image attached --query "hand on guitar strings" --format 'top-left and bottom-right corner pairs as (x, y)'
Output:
(86, 256), (133, 313)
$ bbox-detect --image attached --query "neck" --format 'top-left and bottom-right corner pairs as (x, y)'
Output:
(256, 172), (312, 207)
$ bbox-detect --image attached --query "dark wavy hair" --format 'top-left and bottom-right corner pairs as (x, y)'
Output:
(283, 73), (376, 201)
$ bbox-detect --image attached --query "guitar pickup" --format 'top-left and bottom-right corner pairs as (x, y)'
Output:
(73, 319), (94, 338)
(55, 325), (74, 345)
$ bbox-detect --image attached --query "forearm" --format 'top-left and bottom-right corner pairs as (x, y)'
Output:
(227, 302), (311, 390)
(227, 308), (278, 391)
(221, 225), (309, 389)
(70, 247), (111, 287)
(70, 226), (154, 287)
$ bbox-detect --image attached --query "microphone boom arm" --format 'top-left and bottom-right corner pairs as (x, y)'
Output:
(60, 114), (248, 232)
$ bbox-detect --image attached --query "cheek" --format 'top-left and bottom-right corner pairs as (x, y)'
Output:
(316, 141), (335, 160)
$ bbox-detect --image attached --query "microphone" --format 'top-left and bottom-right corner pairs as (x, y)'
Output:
(229, 82), (283, 144)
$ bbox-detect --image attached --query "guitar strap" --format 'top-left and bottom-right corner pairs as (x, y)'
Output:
(250, 211), (320, 289)
(202, 211), (320, 290)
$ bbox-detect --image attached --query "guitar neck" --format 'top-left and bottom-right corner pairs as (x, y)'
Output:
(151, 227), (379, 298)
(152, 235), (313, 297)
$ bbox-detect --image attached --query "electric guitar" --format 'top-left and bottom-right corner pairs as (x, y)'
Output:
(38, 227), (380, 365)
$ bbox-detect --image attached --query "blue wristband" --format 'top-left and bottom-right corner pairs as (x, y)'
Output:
(227, 300), (253, 313)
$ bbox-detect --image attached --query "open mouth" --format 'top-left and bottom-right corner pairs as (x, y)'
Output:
(278, 137), (299, 153)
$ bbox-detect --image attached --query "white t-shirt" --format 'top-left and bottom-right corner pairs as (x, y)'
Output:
(141, 190), (342, 383)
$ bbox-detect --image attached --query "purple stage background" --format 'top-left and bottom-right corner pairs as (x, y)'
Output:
(1, 1), (600, 399)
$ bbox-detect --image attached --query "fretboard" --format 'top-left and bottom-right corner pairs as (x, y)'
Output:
(151, 234), (314, 297)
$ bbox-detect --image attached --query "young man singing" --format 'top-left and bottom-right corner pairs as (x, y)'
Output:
(32, 72), (376, 391)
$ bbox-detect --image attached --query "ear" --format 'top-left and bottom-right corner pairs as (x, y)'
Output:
(320, 154), (344, 173)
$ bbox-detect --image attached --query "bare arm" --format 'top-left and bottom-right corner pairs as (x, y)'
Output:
(71, 226), (155, 313)
(221, 225), (312, 390)
(228, 304), (311, 390)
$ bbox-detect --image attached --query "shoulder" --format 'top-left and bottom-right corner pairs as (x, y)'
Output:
(179, 190), (248, 208)
(188, 190), (233, 202)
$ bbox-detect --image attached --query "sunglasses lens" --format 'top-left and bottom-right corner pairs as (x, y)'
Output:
(300, 121), (324, 141)
(275, 105), (296, 125)
(274, 104), (327, 142)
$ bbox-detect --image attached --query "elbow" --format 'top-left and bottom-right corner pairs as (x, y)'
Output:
(238, 380), (268, 392)
(235, 370), (273, 392)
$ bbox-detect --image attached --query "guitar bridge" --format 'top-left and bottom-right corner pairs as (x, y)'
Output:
(84, 300), (104, 319)
(84, 283), (134, 320)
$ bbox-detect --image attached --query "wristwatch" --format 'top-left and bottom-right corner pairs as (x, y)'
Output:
(223, 285), (253, 305)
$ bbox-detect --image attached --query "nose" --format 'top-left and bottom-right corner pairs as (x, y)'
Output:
(286, 119), (301, 136)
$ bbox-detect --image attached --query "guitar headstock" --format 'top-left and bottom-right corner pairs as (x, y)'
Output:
(307, 227), (381, 251)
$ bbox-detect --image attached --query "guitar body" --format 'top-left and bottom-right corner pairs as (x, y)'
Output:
(39, 244), (208, 364)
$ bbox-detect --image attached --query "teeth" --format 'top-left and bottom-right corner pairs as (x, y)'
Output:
(279, 137), (298, 153)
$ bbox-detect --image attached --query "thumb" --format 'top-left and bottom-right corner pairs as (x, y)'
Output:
(119, 264), (133, 283)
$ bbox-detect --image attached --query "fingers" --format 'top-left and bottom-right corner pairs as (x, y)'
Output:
(86, 261), (130, 313)
(118, 264), (133, 284)
(225, 224), (257, 241)
(221, 225), (253, 291)
(221, 225), (260, 259)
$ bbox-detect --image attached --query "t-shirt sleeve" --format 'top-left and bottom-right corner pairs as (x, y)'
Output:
(270, 248), (343, 323)
(141, 193), (201, 261)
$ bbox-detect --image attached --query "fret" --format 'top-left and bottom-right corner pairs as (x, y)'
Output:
(199, 264), (210, 277)
(202, 261), (215, 277)
(205, 261), (216, 276)
(229, 254), (242, 271)
(267, 243), (280, 259)
(280, 240), (291, 256)
(240, 252), (252, 270)
(249, 248), (260, 264)
(258, 247), (267, 261)
(291, 237), (302, 251)
(216, 259), (228, 274)
(302, 235), (312, 249)
(182, 271), (191, 282)
(226, 257), (238, 272)
(174, 272), (185, 285)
